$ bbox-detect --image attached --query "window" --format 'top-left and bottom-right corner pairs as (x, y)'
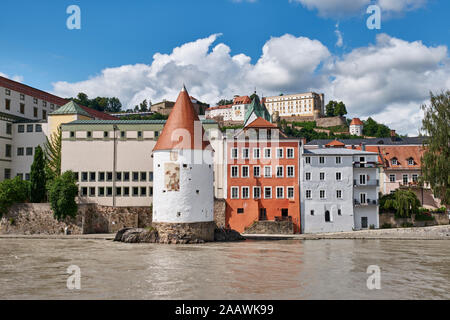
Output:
(264, 166), (272, 178)
(403, 174), (408, 185)
(107, 172), (113, 182)
(6, 144), (11, 158)
(35, 124), (42, 132)
(231, 166), (239, 178)
(26, 147), (33, 156)
(305, 172), (311, 181)
(320, 172), (325, 181)
(338, 209), (342, 216)
(121, 131), (126, 138)
(17, 147), (24, 156)
(360, 193), (367, 204)
(253, 166), (260, 177)
(123, 172), (130, 182)
(74, 172), (79, 181)
(310, 210), (314, 216)
(320, 190), (326, 199)
(287, 166), (295, 178)
(287, 187), (294, 199)
(132, 187), (139, 197)
(319, 157), (325, 164)
(99, 172), (105, 182)
(89, 172), (96, 182)
(242, 187), (250, 199)
(305, 156), (311, 164)
(231, 148), (238, 159)
(5, 99), (11, 110)
(276, 148), (284, 159)
(325, 211), (331, 223)
(20, 94), (25, 101)
(81, 172), (88, 182)
(70, 131), (75, 138)
(16, 173), (23, 180)
(389, 174), (396, 182)
(276, 187), (284, 199)
(149, 187), (153, 196)
(264, 187), (272, 199)
(154, 131), (159, 138)
(237, 208), (244, 214)
(106, 187), (113, 197)
(50, 104), (55, 110)
(42, 101), (47, 107)
(140, 172), (147, 181)
(412, 174), (419, 183)
(336, 156), (342, 164)
(287, 148), (294, 159)
(81, 187), (88, 197)
(137, 131), (143, 139)
(123, 187), (130, 197)
(242, 166), (249, 178)
(5, 89), (10, 96)
(6, 123), (12, 135)
(253, 187), (261, 199)
(19, 103), (25, 114)
(115, 187), (122, 197)
(408, 158), (415, 166)
(231, 187), (239, 199)
(4, 169), (11, 180)
(253, 148), (260, 159)
(264, 148), (271, 159)
(25, 173), (30, 181)
(98, 187), (105, 197)
(33, 98), (38, 104)
(391, 158), (398, 166)
(140, 187), (147, 197)
(132, 172), (139, 181)
(18, 125), (25, 133)
(242, 148), (249, 159)
(336, 172), (342, 181)
(104, 131), (109, 138)
(87, 131), (92, 138)
(306, 190), (312, 199)
(89, 188), (96, 197)
(33, 107), (38, 118)
(360, 174), (367, 185)
(276, 166), (284, 178)
(336, 190), (343, 199)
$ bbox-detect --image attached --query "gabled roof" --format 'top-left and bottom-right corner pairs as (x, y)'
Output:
(50, 101), (92, 118)
(153, 86), (211, 151)
(244, 96), (272, 126)
(81, 106), (118, 120)
(306, 136), (428, 146)
(378, 145), (425, 169)
(326, 139), (345, 147)
(206, 104), (232, 111)
(245, 117), (277, 129)
(350, 118), (364, 126)
(233, 96), (251, 105)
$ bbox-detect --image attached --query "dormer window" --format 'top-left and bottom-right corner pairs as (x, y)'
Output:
(408, 158), (414, 166)
(391, 158), (398, 166)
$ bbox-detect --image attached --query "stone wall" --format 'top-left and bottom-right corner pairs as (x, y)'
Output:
(0, 203), (152, 235)
(316, 116), (347, 128)
(153, 221), (216, 244)
(244, 221), (294, 235)
(379, 212), (449, 228)
(214, 198), (226, 228)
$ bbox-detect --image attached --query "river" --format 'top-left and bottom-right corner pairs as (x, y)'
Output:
(0, 239), (448, 300)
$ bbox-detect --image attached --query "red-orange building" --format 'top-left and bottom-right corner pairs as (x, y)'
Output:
(225, 117), (302, 233)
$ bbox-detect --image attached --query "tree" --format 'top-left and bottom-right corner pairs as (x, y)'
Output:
(217, 99), (233, 106)
(363, 117), (391, 138)
(30, 146), (46, 203)
(325, 101), (337, 117)
(334, 102), (348, 116)
(420, 91), (450, 205)
(70, 93), (123, 112)
(48, 171), (79, 221)
(395, 189), (421, 218)
(0, 177), (30, 217)
(106, 97), (122, 112)
(44, 126), (62, 181)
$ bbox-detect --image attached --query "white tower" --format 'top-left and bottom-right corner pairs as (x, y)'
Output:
(152, 86), (215, 242)
(350, 118), (364, 136)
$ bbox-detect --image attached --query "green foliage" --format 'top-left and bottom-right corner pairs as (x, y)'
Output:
(420, 91), (450, 205)
(71, 93), (122, 112)
(217, 99), (233, 106)
(30, 146), (46, 203)
(363, 117), (391, 138)
(414, 211), (435, 221)
(381, 223), (392, 229)
(325, 101), (347, 117)
(380, 190), (421, 218)
(44, 126), (62, 180)
(48, 171), (79, 221)
(0, 177), (30, 217)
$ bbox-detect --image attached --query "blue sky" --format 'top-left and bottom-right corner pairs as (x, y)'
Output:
(0, 0), (449, 134)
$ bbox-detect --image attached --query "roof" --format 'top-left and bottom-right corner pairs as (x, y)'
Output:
(80, 105), (118, 120)
(378, 145), (425, 169)
(245, 117), (278, 129)
(206, 104), (232, 111)
(303, 148), (377, 156)
(306, 136), (428, 146)
(50, 101), (92, 117)
(244, 96), (272, 125)
(233, 96), (251, 105)
(0, 76), (67, 106)
(350, 118), (364, 126)
(325, 139), (345, 147)
(63, 119), (217, 125)
(153, 86), (211, 151)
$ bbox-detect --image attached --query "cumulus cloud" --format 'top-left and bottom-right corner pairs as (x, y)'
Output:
(52, 33), (449, 136)
(291, 0), (427, 18)
(335, 23), (343, 47)
(0, 72), (24, 83)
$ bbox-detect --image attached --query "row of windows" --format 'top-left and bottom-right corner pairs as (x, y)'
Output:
(75, 171), (153, 183)
(4, 99), (49, 118)
(230, 186), (295, 200)
(230, 165), (295, 178)
(17, 124), (43, 133)
(4, 88), (56, 108)
(231, 147), (295, 160)
(69, 130), (159, 139)
(79, 186), (153, 197)
(305, 189), (344, 200)
(305, 156), (343, 165)
(16, 147), (36, 157)
(391, 158), (416, 166)
(389, 173), (419, 184)
(305, 171), (344, 181)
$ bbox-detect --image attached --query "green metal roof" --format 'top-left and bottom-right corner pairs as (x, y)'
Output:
(50, 101), (92, 117)
(63, 119), (218, 125)
(244, 96), (272, 125)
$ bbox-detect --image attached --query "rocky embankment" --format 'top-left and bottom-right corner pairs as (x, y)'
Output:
(114, 227), (245, 244)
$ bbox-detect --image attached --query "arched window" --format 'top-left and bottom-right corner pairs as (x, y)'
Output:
(325, 210), (331, 222)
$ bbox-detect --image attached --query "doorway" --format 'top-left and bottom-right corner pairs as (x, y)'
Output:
(361, 217), (368, 229)
(259, 208), (267, 221)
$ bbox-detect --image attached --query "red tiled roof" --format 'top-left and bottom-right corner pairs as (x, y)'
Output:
(378, 145), (425, 169)
(0, 75), (118, 120)
(245, 117), (277, 129)
(326, 139), (345, 147)
(350, 118), (364, 126)
(233, 96), (251, 105)
(206, 104), (232, 111)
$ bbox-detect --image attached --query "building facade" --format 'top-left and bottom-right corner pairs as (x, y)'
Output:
(300, 148), (379, 233)
(265, 92), (325, 119)
(349, 118), (364, 136)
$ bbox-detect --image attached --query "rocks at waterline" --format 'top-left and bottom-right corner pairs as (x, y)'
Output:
(114, 227), (245, 244)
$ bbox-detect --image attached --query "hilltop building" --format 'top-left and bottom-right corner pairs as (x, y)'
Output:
(349, 118), (364, 136)
(265, 92), (325, 119)
(150, 96), (209, 116)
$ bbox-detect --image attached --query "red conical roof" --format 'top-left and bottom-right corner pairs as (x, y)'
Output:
(153, 86), (210, 151)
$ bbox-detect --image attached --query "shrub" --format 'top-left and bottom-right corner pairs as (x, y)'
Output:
(401, 222), (414, 228)
(381, 223), (392, 229)
(30, 146), (47, 203)
(0, 177), (30, 217)
(415, 212), (435, 221)
(48, 171), (79, 221)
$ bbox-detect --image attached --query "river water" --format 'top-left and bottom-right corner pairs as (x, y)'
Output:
(0, 239), (448, 300)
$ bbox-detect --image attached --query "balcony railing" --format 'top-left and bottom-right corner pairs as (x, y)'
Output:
(354, 199), (378, 206)
(354, 179), (379, 187)
(353, 162), (378, 168)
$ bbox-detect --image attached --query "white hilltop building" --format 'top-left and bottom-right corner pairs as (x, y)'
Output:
(152, 85), (215, 242)
(349, 118), (364, 136)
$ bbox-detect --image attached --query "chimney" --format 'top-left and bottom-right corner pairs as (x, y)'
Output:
(390, 130), (396, 141)
(361, 143), (366, 151)
(300, 138), (307, 146)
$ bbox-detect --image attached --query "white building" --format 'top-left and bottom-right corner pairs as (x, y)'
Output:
(300, 147), (379, 233)
(349, 118), (364, 136)
(265, 92), (325, 118)
(206, 96), (252, 122)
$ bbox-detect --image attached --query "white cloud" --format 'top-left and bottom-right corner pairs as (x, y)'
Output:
(52, 33), (449, 136)
(291, 0), (428, 18)
(0, 72), (24, 83)
(335, 23), (343, 47)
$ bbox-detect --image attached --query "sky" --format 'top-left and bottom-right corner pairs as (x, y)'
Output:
(0, 0), (449, 135)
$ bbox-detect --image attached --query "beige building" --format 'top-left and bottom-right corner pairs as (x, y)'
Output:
(265, 92), (325, 119)
(151, 97), (209, 116)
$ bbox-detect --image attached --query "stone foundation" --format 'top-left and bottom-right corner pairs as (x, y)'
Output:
(379, 212), (449, 228)
(152, 221), (216, 244)
(244, 220), (294, 235)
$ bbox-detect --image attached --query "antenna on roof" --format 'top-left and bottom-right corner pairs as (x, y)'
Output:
(181, 83), (187, 92)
